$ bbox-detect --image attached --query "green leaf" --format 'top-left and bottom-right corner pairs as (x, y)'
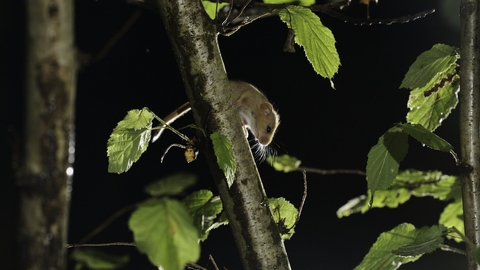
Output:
(264, 0), (315, 6)
(396, 123), (453, 152)
(338, 189), (413, 218)
(336, 195), (368, 218)
(202, 1), (228, 20)
(182, 190), (226, 241)
(210, 133), (236, 187)
(107, 109), (154, 173)
(392, 225), (447, 257)
(267, 154), (301, 172)
(400, 44), (459, 90)
(406, 77), (460, 132)
(129, 198), (200, 270)
(401, 44), (460, 131)
(278, 6), (340, 86)
(338, 171), (460, 218)
(370, 188), (411, 209)
(394, 171), (459, 203)
(72, 249), (129, 269)
(398, 171), (460, 201)
(144, 172), (197, 197)
(269, 197), (299, 239)
(354, 223), (422, 270)
(366, 127), (408, 193)
(439, 199), (464, 242)
(338, 188), (411, 218)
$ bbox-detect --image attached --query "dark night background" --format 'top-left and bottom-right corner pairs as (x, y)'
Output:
(1, 0), (467, 269)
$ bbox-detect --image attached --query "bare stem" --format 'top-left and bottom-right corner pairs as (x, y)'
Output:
(297, 167), (366, 176)
(440, 244), (467, 256)
(89, 9), (143, 64)
(78, 203), (137, 244)
(288, 170), (307, 231)
(66, 242), (136, 248)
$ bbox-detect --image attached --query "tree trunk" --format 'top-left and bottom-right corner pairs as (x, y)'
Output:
(155, 0), (291, 269)
(459, 0), (480, 269)
(17, 0), (76, 269)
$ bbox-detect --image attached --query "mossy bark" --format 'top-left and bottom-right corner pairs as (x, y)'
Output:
(156, 0), (291, 269)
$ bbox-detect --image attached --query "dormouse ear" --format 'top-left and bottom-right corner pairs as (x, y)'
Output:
(260, 103), (273, 116)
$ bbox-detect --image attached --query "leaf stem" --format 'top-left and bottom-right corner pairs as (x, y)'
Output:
(451, 226), (477, 250)
(66, 242), (136, 248)
(145, 107), (191, 141)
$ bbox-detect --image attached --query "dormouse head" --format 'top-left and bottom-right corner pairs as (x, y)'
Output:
(255, 102), (279, 146)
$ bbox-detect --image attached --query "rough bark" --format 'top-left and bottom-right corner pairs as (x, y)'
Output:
(155, 0), (291, 269)
(459, 0), (480, 269)
(17, 0), (76, 269)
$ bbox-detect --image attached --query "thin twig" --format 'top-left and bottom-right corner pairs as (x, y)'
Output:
(220, 0), (235, 27)
(440, 244), (467, 256)
(89, 9), (143, 64)
(231, 0), (253, 24)
(251, 1), (435, 26)
(297, 167), (366, 176)
(289, 170), (307, 231)
(209, 254), (220, 270)
(66, 242), (136, 248)
(149, 107), (191, 142)
(186, 263), (208, 270)
(185, 254), (222, 270)
(451, 226), (477, 250)
(78, 203), (137, 244)
(221, 12), (270, 36)
(336, 8), (436, 26)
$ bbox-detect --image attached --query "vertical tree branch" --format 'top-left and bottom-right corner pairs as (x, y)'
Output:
(17, 0), (76, 269)
(459, 0), (480, 269)
(155, 0), (291, 269)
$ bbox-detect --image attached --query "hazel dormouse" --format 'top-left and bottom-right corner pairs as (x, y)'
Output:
(152, 80), (280, 147)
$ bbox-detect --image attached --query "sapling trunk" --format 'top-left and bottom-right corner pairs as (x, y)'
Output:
(459, 0), (480, 269)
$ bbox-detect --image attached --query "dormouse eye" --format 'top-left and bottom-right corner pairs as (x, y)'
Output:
(266, 126), (272, 133)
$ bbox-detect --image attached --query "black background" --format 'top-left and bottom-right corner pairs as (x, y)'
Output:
(1, 0), (466, 269)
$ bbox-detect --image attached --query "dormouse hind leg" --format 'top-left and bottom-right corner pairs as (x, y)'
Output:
(234, 92), (249, 108)
(242, 126), (249, 138)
